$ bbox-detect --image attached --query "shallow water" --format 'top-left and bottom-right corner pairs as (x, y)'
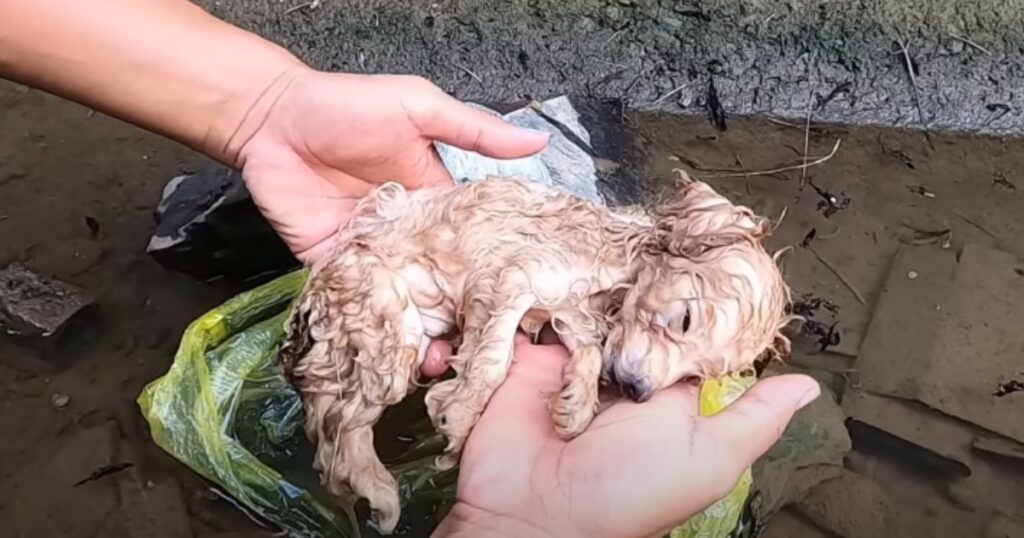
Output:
(3, 80), (1024, 537)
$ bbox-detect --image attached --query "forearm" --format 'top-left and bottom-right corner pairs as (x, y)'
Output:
(0, 0), (307, 165)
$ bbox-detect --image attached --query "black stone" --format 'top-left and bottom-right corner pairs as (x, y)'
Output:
(146, 165), (300, 281)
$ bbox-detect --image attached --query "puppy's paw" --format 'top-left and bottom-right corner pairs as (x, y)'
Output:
(368, 494), (402, 535)
(549, 378), (599, 439)
(431, 397), (483, 470)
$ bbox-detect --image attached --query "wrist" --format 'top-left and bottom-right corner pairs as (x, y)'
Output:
(200, 47), (310, 168)
(433, 503), (556, 538)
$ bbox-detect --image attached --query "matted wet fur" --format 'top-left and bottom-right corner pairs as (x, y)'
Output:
(279, 171), (795, 533)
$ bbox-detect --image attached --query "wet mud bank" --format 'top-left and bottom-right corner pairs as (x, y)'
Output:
(202, 0), (1024, 136)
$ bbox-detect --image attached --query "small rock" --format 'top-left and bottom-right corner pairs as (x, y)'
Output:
(797, 470), (891, 538)
(907, 270), (919, 279)
(0, 262), (95, 338)
(51, 392), (70, 409)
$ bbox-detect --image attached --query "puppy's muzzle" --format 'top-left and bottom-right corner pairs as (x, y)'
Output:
(610, 360), (653, 403)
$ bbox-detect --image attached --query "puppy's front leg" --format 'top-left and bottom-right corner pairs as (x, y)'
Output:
(425, 271), (535, 469)
(550, 343), (603, 439)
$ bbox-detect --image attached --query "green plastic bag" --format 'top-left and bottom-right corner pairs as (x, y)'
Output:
(670, 374), (756, 538)
(138, 269), (753, 537)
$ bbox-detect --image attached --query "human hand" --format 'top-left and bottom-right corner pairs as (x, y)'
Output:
(229, 70), (548, 375)
(232, 69), (550, 264)
(433, 336), (820, 538)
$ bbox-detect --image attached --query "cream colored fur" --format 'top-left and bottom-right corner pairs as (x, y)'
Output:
(278, 171), (793, 533)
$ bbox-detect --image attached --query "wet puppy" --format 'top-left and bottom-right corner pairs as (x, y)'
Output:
(279, 171), (793, 533)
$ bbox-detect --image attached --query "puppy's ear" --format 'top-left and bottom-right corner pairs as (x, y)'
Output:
(653, 171), (771, 257)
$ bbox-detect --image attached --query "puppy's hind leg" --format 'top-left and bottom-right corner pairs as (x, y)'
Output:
(425, 269), (535, 469)
(286, 252), (425, 534)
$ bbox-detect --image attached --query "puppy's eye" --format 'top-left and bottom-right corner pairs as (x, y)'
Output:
(681, 308), (691, 332)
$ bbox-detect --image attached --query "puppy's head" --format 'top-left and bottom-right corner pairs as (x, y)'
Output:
(605, 171), (794, 401)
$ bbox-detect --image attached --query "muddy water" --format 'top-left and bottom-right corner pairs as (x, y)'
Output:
(2, 80), (1023, 536)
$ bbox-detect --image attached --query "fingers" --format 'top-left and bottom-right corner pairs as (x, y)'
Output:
(698, 374), (821, 468)
(419, 339), (453, 378)
(467, 343), (568, 441)
(418, 95), (550, 159)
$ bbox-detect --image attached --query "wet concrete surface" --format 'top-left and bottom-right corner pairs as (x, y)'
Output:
(201, 0), (1024, 135)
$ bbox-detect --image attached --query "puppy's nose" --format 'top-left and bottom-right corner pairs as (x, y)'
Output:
(620, 375), (653, 403)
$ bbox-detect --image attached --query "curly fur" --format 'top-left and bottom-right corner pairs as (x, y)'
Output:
(279, 172), (793, 533)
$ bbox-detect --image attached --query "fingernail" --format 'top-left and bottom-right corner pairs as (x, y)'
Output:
(797, 384), (821, 409)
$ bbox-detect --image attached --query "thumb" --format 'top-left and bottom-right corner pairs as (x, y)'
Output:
(699, 374), (821, 468)
(419, 96), (551, 159)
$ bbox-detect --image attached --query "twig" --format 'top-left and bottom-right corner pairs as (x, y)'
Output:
(767, 118), (806, 129)
(953, 209), (1001, 240)
(807, 246), (868, 306)
(947, 31), (992, 55)
(706, 138), (842, 178)
(605, 29), (626, 46)
(284, 1), (315, 15)
(652, 83), (689, 106)
(800, 92), (813, 188)
(456, 64), (483, 84)
(895, 35), (935, 150)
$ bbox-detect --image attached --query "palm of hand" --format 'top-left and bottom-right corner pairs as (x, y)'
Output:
(450, 341), (816, 538)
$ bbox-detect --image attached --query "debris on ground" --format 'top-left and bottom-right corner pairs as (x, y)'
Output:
(901, 224), (952, 248)
(808, 180), (850, 217)
(73, 462), (134, 487)
(993, 377), (1024, 397)
(796, 470), (891, 538)
(0, 262), (95, 339)
(84, 216), (101, 239)
(791, 293), (842, 351)
(907, 184), (936, 198)
(434, 96), (605, 205)
(992, 171), (1016, 191)
(801, 228), (817, 248)
(50, 392), (70, 409)
(147, 166), (299, 281)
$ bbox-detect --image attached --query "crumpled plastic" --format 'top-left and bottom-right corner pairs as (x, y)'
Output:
(138, 96), (754, 538)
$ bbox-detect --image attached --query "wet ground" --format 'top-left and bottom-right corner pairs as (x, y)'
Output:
(3, 77), (1024, 537)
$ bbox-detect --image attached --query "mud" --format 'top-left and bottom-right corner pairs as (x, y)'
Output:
(201, 0), (1024, 135)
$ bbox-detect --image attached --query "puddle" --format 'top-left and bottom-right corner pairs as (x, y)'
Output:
(3, 81), (1024, 536)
